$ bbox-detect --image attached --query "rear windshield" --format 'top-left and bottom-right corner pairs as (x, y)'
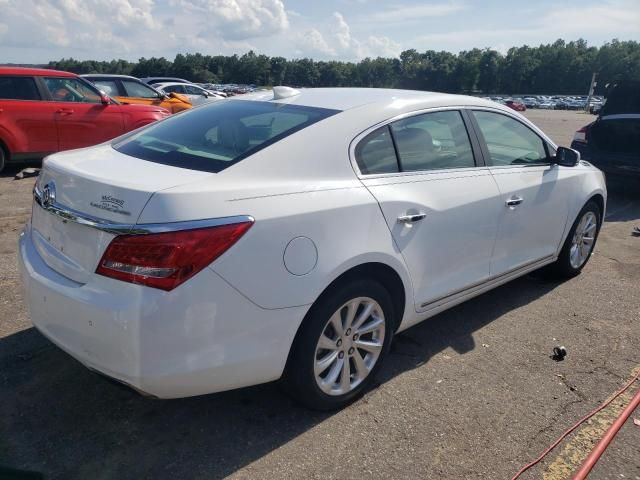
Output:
(113, 100), (340, 172)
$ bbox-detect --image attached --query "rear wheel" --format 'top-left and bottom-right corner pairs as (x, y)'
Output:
(283, 279), (394, 410)
(545, 200), (601, 278)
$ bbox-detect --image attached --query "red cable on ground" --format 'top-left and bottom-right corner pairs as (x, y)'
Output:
(510, 369), (640, 480)
(572, 387), (640, 479)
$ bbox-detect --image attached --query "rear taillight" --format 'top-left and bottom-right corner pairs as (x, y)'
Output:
(96, 222), (253, 291)
(573, 124), (589, 144)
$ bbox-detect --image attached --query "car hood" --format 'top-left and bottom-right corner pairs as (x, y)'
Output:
(117, 103), (171, 115)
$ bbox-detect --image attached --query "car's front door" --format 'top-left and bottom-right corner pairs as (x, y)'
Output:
(42, 76), (125, 151)
(356, 110), (503, 311)
(469, 109), (576, 275)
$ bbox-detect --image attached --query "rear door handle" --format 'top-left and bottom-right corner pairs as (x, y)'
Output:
(506, 196), (524, 207)
(397, 213), (427, 224)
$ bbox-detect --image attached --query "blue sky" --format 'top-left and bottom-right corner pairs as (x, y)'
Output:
(0, 0), (638, 63)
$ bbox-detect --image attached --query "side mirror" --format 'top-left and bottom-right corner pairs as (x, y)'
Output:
(100, 94), (111, 105)
(553, 146), (580, 167)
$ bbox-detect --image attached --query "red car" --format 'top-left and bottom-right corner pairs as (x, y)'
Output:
(0, 67), (170, 172)
(505, 99), (526, 112)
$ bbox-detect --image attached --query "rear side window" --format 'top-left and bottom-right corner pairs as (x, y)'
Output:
(163, 85), (184, 94)
(390, 111), (475, 171)
(355, 127), (399, 174)
(0, 77), (40, 100)
(122, 80), (159, 99)
(91, 79), (120, 97)
(113, 100), (340, 173)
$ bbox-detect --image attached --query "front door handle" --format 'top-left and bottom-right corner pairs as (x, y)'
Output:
(56, 108), (74, 116)
(397, 213), (427, 224)
(506, 196), (524, 207)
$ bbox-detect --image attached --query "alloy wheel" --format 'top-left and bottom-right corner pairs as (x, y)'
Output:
(313, 297), (385, 396)
(569, 211), (597, 269)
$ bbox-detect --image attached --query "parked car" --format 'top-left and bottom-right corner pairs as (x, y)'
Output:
(538, 100), (556, 110)
(82, 74), (192, 114)
(19, 87), (606, 410)
(0, 67), (170, 172)
(153, 82), (225, 106)
(139, 77), (193, 85)
(505, 99), (526, 111)
(571, 81), (640, 178)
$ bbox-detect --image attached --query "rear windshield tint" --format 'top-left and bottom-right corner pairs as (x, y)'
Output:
(113, 100), (340, 172)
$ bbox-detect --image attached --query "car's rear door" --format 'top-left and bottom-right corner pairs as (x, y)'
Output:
(356, 109), (502, 312)
(468, 109), (576, 276)
(0, 75), (59, 154)
(41, 76), (125, 151)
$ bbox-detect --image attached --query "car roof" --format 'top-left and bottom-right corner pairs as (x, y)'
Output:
(0, 66), (75, 77)
(239, 87), (499, 112)
(81, 74), (139, 81)
(154, 82), (199, 88)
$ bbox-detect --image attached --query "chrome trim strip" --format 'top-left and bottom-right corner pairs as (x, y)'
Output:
(34, 185), (254, 235)
(419, 255), (555, 309)
(348, 104), (558, 179)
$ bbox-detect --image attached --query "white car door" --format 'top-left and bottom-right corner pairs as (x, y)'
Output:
(469, 109), (575, 275)
(356, 109), (503, 312)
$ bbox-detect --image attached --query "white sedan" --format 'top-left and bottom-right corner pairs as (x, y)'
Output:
(19, 87), (606, 410)
(153, 82), (225, 105)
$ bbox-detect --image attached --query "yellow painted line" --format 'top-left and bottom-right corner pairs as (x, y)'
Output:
(543, 366), (640, 480)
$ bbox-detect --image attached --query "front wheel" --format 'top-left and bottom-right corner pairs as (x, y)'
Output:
(283, 279), (394, 410)
(546, 200), (602, 278)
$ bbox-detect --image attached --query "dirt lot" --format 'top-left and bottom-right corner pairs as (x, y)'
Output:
(1, 110), (638, 480)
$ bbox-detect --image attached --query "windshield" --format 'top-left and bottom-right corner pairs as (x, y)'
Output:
(113, 100), (339, 173)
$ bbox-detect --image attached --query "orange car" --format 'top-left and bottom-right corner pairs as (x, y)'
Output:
(81, 74), (192, 114)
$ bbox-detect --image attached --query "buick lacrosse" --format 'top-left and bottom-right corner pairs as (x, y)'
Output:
(19, 87), (606, 410)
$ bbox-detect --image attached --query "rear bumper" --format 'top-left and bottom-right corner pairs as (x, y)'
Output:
(18, 223), (308, 398)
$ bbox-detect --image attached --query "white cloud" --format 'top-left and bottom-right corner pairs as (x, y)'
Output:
(170, 0), (289, 39)
(333, 12), (352, 49)
(0, 0), (159, 53)
(296, 29), (336, 57)
(362, 35), (402, 58)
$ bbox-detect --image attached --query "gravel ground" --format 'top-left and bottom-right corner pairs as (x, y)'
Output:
(0, 110), (638, 480)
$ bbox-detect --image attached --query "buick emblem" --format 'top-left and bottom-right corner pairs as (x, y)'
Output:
(42, 182), (56, 208)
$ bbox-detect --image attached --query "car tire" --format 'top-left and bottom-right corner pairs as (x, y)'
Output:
(545, 200), (602, 278)
(0, 144), (6, 174)
(283, 278), (395, 411)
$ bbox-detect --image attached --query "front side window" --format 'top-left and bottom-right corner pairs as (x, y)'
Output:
(0, 76), (41, 100)
(472, 111), (549, 166)
(184, 85), (205, 95)
(121, 79), (160, 99)
(390, 110), (475, 171)
(43, 77), (101, 103)
(113, 100), (339, 173)
(91, 79), (120, 97)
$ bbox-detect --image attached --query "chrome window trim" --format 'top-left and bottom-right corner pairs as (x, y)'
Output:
(349, 104), (559, 178)
(33, 185), (254, 235)
(349, 105), (487, 178)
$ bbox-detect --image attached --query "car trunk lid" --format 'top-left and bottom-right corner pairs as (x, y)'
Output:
(32, 144), (211, 284)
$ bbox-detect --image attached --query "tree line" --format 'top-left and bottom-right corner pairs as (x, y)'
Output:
(47, 39), (640, 95)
